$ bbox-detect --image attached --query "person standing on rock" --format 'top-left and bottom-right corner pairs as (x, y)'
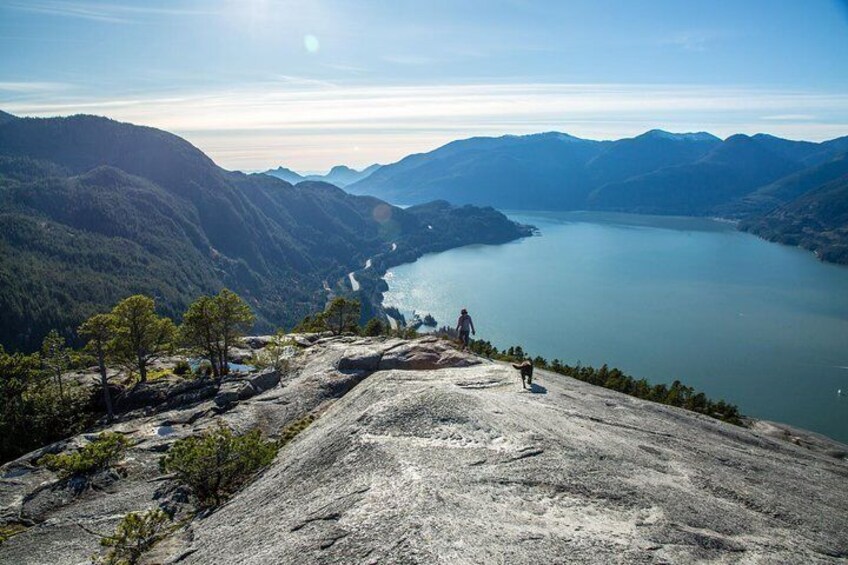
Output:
(456, 308), (475, 350)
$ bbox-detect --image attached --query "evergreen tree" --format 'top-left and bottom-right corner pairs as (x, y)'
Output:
(181, 295), (222, 379)
(41, 329), (70, 399)
(110, 295), (176, 383)
(214, 289), (255, 376)
(291, 313), (327, 333)
(1, 347), (91, 464)
(324, 297), (361, 335)
(0, 347), (40, 461)
(181, 289), (254, 378)
(79, 313), (117, 421)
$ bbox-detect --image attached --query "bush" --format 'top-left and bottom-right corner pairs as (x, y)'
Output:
(362, 318), (385, 337)
(97, 508), (171, 565)
(160, 425), (278, 508)
(247, 332), (298, 373)
(172, 360), (191, 376)
(292, 312), (327, 333)
(39, 432), (130, 478)
(277, 414), (317, 447)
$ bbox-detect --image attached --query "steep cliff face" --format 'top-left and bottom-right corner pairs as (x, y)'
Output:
(1, 337), (846, 564)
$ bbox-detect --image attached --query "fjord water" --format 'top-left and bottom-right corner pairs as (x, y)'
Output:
(384, 212), (848, 443)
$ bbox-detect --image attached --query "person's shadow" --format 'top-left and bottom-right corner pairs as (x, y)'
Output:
(528, 383), (547, 394)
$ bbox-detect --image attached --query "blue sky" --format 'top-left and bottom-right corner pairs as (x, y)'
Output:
(1, 0), (847, 171)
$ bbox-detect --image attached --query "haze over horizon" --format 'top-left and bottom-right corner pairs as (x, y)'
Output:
(1, 0), (847, 171)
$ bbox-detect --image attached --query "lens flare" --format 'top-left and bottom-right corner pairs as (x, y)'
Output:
(304, 35), (320, 53)
(373, 203), (392, 223)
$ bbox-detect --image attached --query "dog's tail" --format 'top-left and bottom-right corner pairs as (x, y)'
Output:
(512, 360), (532, 370)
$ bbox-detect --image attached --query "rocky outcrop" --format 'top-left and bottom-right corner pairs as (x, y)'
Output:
(1, 337), (846, 564)
(176, 356), (848, 564)
(214, 368), (281, 407)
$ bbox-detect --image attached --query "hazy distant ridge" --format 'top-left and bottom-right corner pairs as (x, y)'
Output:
(264, 163), (381, 187)
(347, 129), (847, 214)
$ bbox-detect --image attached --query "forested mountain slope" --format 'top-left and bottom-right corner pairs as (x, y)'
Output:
(0, 113), (530, 351)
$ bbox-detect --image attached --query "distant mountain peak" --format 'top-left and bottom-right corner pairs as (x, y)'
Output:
(264, 162), (382, 187)
(0, 110), (18, 125)
(328, 165), (356, 175)
(271, 165), (301, 175)
(723, 133), (753, 143)
(641, 129), (720, 142)
(528, 131), (587, 143)
(553, 132), (585, 143)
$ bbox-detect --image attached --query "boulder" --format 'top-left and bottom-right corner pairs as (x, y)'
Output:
(378, 339), (481, 371)
(213, 383), (244, 407)
(245, 368), (280, 393)
(241, 335), (276, 349)
(292, 335), (313, 348)
(337, 346), (383, 372)
(214, 369), (280, 408)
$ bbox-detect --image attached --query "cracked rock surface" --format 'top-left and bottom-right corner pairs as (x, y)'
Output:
(2, 336), (847, 564)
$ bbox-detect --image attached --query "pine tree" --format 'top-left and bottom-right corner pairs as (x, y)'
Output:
(41, 330), (70, 399)
(214, 289), (255, 376)
(181, 290), (254, 378)
(110, 295), (176, 383)
(79, 314), (117, 421)
(324, 297), (361, 335)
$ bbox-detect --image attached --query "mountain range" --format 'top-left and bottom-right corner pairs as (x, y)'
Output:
(345, 129), (848, 263)
(346, 129), (847, 213)
(264, 163), (381, 187)
(0, 112), (530, 352)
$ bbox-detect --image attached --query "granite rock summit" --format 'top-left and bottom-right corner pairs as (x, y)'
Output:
(1, 336), (846, 564)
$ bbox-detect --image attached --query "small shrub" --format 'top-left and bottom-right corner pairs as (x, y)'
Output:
(292, 312), (327, 333)
(277, 414), (317, 447)
(160, 425), (278, 508)
(145, 368), (171, 381)
(249, 332), (297, 373)
(97, 508), (171, 565)
(0, 523), (27, 547)
(362, 318), (385, 337)
(193, 360), (212, 378)
(172, 360), (191, 376)
(39, 432), (130, 478)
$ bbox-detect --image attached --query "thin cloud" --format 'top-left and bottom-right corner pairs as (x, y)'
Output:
(382, 55), (437, 66)
(0, 81), (74, 92)
(660, 31), (724, 52)
(6, 1), (221, 23)
(760, 114), (817, 121)
(322, 63), (369, 75)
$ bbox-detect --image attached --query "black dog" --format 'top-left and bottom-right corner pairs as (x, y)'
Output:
(512, 360), (533, 389)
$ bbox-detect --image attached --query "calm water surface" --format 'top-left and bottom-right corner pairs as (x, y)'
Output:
(384, 211), (848, 443)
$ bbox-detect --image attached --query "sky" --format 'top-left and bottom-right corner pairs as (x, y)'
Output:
(1, 0), (847, 172)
